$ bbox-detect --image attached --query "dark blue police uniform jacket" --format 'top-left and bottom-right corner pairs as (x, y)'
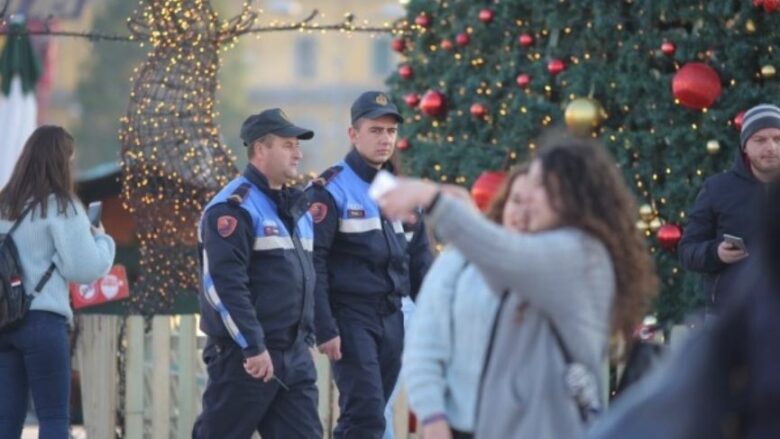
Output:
(198, 164), (315, 357)
(306, 149), (432, 343)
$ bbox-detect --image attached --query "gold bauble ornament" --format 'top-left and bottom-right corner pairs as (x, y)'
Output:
(762, 65), (777, 79)
(636, 220), (651, 232)
(565, 98), (607, 133)
(639, 204), (655, 222)
(706, 139), (721, 155)
(746, 19), (757, 34)
(649, 217), (663, 232)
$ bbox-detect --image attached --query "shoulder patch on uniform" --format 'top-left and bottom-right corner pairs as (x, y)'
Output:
(312, 165), (343, 187)
(217, 215), (238, 238)
(308, 202), (328, 223)
(227, 182), (252, 206)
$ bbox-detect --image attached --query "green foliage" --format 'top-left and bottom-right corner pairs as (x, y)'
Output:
(389, 0), (780, 322)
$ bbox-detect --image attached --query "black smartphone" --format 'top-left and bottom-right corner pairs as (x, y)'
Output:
(87, 201), (103, 227)
(723, 233), (747, 252)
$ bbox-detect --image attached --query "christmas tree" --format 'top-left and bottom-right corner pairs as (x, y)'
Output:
(388, 0), (780, 323)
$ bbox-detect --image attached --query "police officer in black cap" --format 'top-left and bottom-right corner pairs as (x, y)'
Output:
(307, 92), (433, 438)
(193, 108), (323, 438)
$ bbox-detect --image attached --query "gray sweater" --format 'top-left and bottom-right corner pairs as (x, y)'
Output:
(428, 195), (615, 438)
(402, 248), (500, 432)
(0, 194), (116, 322)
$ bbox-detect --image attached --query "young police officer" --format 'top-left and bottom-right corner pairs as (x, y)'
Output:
(307, 91), (433, 438)
(193, 109), (323, 438)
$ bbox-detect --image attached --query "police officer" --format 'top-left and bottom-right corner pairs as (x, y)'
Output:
(193, 108), (323, 438)
(307, 91), (433, 438)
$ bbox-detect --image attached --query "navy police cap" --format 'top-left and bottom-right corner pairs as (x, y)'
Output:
(240, 108), (314, 146)
(350, 91), (402, 124)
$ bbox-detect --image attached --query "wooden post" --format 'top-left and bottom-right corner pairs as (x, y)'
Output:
(314, 351), (334, 438)
(393, 385), (411, 439)
(77, 315), (120, 439)
(151, 316), (171, 439)
(125, 315), (145, 438)
(177, 315), (197, 439)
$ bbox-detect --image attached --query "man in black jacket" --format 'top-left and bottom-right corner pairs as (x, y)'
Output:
(679, 103), (780, 309)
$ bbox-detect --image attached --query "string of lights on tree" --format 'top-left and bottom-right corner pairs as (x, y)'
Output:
(387, 0), (780, 322)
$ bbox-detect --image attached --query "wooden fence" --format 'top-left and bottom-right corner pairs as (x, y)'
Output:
(74, 314), (417, 439)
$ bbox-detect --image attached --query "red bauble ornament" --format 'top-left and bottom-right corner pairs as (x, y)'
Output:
(441, 39), (454, 50)
(661, 41), (676, 56)
(657, 224), (683, 252)
(478, 8), (495, 23)
(398, 64), (414, 80)
(397, 138), (411, 151)
(456, 32), (470, 47)
(470, 103), (488, 118)
(548, 59), (566, 76)
(415, 12), (431, 28)
(518, 33), (534, 47)
(419, 90), (447, 117)
(391, 38), (407, 53)
(404, 92), (420, 108)
(765, 0), (780, 12)
(516, 73), (532, 88)
(672, 63), (722, 109)
(471, 171), (506, 212)
(755, 0), (765, 7)
(734, 111), (746, 130)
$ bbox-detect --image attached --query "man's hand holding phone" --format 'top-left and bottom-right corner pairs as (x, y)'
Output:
(718, 234), (748, 264)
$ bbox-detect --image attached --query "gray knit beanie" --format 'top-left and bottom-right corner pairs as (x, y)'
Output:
(741, 104), (780, 150)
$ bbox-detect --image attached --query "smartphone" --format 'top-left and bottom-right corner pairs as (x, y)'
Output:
(368, 170), (399, 201)
(723, 234), (747, 252)
(87, 201), (103, 227)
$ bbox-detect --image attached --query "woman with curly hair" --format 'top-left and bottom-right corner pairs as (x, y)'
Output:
(378, 133), (658, 438)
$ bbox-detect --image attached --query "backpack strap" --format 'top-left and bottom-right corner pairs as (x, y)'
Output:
(2, 204), (34, 244)
(2, 204), (56, 294)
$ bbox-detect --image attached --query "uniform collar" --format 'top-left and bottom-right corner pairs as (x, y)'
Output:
(244, 163), (287, 203)
(345, 148), (395, 183)
(243, 164), (305, 216)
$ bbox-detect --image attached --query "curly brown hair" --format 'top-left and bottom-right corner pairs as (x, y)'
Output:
(484, 164), (530, 224)
(536, 133), (658, 340)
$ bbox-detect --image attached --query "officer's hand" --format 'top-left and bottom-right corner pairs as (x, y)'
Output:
(717, 241), (748, 264)
(318, 336), (342, 361)
(422, 418), (452, 439)
(244, 351), (274, 382)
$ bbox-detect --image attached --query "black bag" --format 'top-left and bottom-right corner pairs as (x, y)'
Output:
(0, 206), (55, 332)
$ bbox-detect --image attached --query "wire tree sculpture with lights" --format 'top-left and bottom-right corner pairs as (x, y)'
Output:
(388, 1), (780, 323)
(118, 0), (251, 313)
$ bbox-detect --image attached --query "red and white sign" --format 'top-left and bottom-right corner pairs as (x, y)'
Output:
(69, 265), (130, 309)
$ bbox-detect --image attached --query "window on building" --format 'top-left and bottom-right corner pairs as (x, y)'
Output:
(372, 37), (393, 76)
(295, 37), (316, 78)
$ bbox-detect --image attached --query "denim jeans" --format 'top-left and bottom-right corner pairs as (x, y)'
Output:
(0, 311), (71, 439)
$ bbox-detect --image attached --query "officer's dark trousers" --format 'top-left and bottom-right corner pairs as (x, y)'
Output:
(192, 338), (322, 439)
(332, 304), (403, 439)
